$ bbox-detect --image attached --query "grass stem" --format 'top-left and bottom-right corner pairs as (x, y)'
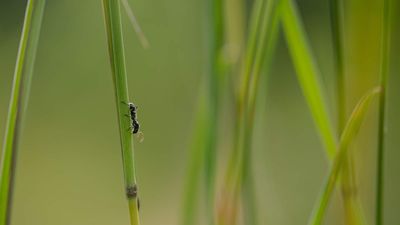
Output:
(180, 85), (208, 225)
(101, 1), (140, 224)
(330, 1), (366, 224)
(330, 0), (345, 133)
(217, 0), (281, 224)
(203, 0), (224, 224)
(376, 0), (392, 224)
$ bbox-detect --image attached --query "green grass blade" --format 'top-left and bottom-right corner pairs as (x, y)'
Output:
(217, 0), (282, 224)
(121, 0), (149, 48)
(242, 1), (282, 225)
(281, 0), (337, 159)
(224, 0), (266, 185)
(101, 1), (140, 225)
(180, 87), (208, 225)
(238, 0), (282, 187)
(330, 0), (345, 133)
(0, 1), (46, 224)
(308, 87), (381, 225)
(247, 0), (281, 113)
(180, 0), (224, 223)
(203, 0), (224, 224)
(376, 0), (392, 224)
(238, 0), (266, 101)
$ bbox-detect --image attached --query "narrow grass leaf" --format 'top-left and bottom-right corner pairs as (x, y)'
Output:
(0, 1), (46, 224)
(121, 0), (149, 48)
(218, 0), (282, 224)
(238, 0), (266, 101)
(180, 86), (208, 225)
(224, 0), (267, 184)
(241, 1), (282, 225)
(330, 0), (345, 133)
(203, 0), (224, 224)
(101, 1), (140, 224)
(281, 0), (337, 159)
(180, 0), (224, 223)
(308, 87), (381, 225)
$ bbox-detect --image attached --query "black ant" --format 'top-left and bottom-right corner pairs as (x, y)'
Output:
(122, 101), (144, 142)
(127, 102), (140, 134)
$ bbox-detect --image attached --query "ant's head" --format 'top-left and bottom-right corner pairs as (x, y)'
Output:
(128, 103), (137, 111)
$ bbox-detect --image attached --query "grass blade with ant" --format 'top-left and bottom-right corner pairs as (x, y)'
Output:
(102, 0), (140, 224)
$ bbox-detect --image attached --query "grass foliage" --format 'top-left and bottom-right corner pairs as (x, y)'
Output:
(183, 0), (390, 225)
(0, 0), (392, 225)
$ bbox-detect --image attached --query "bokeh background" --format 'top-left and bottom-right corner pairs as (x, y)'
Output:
(0, 0), (399, 225)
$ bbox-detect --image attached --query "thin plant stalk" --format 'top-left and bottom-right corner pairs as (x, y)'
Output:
(376, 0), (392, 224)
(308, 87), (381, 225)
(224, 0), (266, 184)
(223, 0), (246, 71)
(101, 1), (140, 225)
(330, 0), (345, 133)
(181, 86), (208, 225)
(180, 0), (224, 224)
(203, 0), (224, 224)
(0, 1), (46, 224)
(217, 0), (281, 224)
(330, 0), (366, 224)
(242, 1), (281, 225)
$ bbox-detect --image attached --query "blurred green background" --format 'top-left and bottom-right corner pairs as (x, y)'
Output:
(0, 0), (399, 225)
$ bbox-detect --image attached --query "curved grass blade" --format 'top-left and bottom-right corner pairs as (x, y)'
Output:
(101, 1), (140, 225)
(308, 87), (381, 225)
(0, 1), (46, 224)
(121, 0), (149, 48)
